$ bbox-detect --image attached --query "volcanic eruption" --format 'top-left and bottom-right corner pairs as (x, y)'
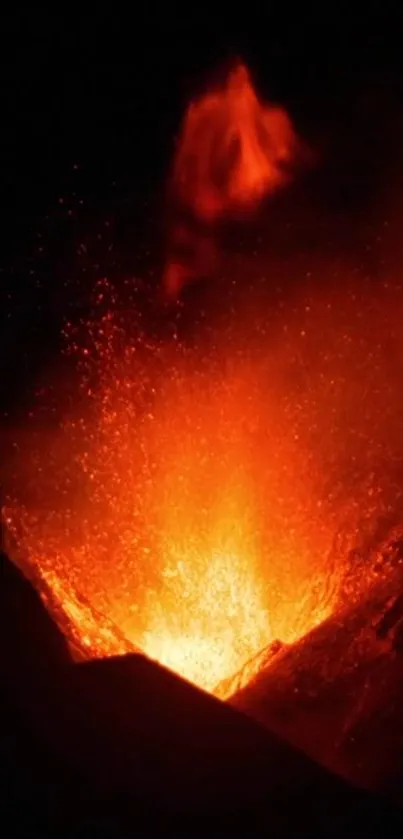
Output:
(162, 60), (306, 299)
(3, 61), (403, 704)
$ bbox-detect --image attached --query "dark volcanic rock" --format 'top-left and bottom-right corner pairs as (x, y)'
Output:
(0, 550), (71, 700)
(230, 563), (403, 797)
(1, 549), (402, 834)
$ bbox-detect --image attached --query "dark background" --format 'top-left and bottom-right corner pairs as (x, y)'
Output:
(1, 5), (403, 420)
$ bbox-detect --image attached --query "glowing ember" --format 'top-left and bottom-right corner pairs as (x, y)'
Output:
(170, 62), (298, 224)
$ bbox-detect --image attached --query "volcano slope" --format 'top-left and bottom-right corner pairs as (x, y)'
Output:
(226, 543), (403, 799)
(1, 549), (402, 836)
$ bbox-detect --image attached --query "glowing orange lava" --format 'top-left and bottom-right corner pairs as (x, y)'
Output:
(2, 283), (348, 696)
(5, 266), (403, 697)
(171, 62), (298, 224)
(140, 550), (270, 693)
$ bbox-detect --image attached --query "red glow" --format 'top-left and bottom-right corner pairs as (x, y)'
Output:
(163, 61), (306, 299)
(171, 63), (298, 223)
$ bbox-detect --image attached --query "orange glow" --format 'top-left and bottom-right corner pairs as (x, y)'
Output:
(4, 273), (403, 696)
(2, 279), (354, 697)
(170, 62), (299, 224)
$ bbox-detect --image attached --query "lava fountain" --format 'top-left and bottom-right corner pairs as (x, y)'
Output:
(4, 274), (403, 695)
(3, 62), (403, 699)
(2, 275), (350, 695)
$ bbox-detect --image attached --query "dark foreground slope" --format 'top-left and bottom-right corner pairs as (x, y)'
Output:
(229, 558), (403, 797)
(1, 550), (402, 836)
